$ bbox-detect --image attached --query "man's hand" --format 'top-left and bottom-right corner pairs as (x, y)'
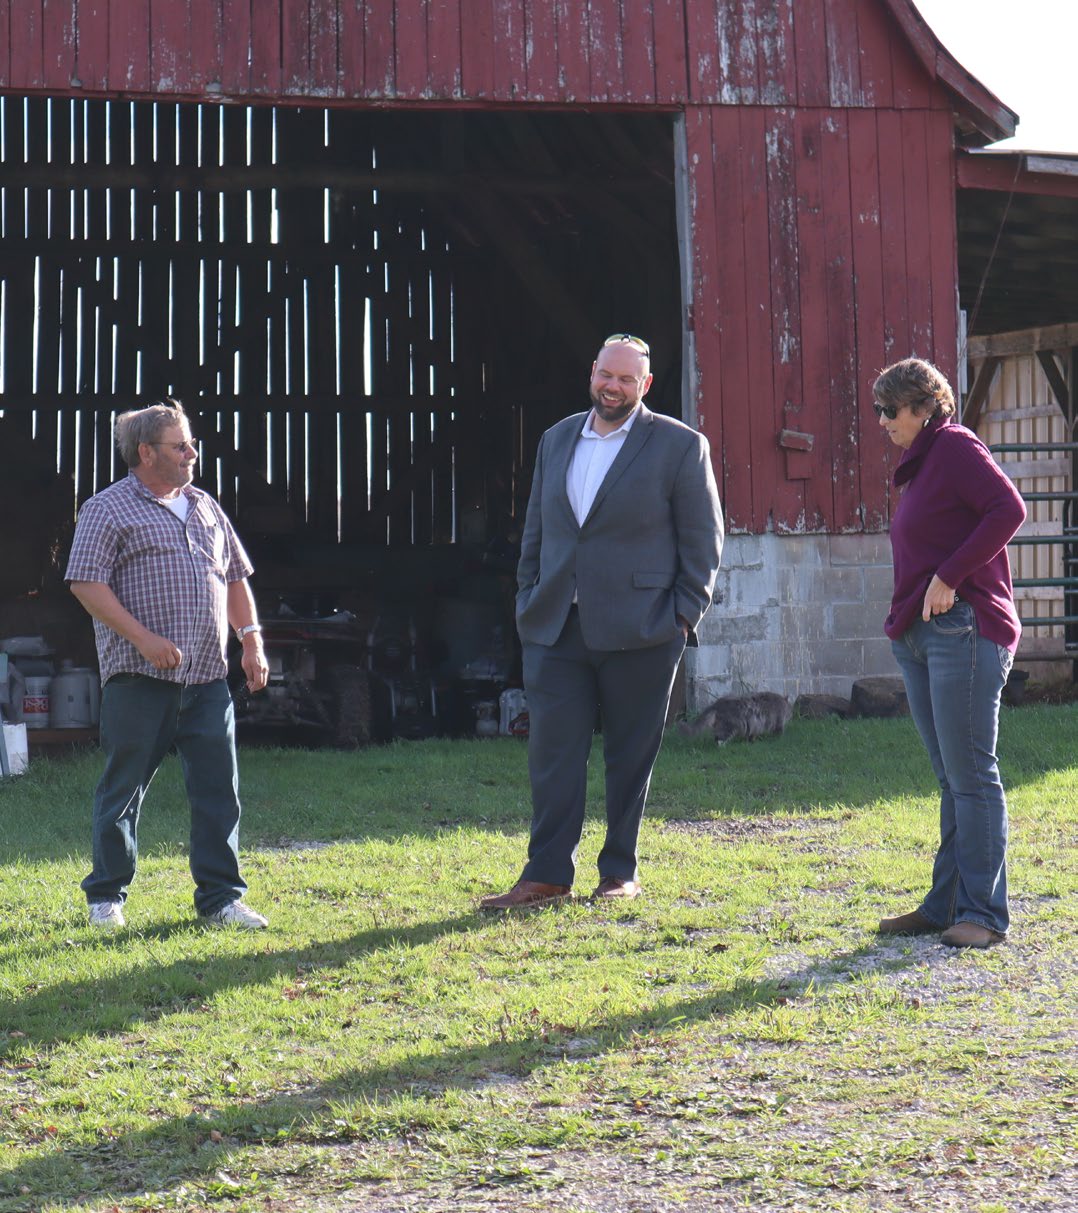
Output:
(922, 574), (958, 621)
(70, 582), (187, 670)
(228, 579), (268, 693)
(136, 633), (183, 670)
(241, 635), (269, 694)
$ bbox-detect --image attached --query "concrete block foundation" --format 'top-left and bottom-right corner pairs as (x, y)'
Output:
(688, 533), (899, 709)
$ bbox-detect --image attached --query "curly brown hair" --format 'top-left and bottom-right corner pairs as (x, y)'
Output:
(872, 358), (956, 420)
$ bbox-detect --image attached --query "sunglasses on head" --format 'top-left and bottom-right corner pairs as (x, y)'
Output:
(603, 333), (650, 357)
(873, 401), (900, 420)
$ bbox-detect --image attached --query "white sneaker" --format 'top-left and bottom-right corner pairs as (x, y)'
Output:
(88, 900), (125, 929)
(201, 899), (268, 929)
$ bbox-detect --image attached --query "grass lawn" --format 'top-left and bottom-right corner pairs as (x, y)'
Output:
(0, 704), (1075, 1212)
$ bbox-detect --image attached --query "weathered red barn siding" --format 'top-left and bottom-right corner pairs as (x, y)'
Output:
(687, 103), (958, 534)
(0, 0), (984, 534)
(0, 0), (971, 110)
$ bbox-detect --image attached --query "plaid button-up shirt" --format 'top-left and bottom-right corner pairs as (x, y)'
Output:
(65, 473), (255, 686)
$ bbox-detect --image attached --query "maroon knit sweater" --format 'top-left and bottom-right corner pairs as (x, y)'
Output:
(885, 417), (1027, 651)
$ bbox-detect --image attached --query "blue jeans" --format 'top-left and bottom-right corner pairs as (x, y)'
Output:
(891, 601), (1012, 935)
(82, 675), (247, 916)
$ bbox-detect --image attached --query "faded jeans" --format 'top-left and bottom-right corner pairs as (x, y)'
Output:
(891, 600), (1012, 935)
(81, 674), (246, 916)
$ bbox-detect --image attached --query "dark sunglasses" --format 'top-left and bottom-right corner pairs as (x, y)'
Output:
(603, 333), (650, 357)
(872, 402), (900, 420)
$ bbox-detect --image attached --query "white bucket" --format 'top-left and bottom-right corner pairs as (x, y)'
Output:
(50, 667), (98, 728)
(1, 722), (29, 776)
(22, 676), (50, 730)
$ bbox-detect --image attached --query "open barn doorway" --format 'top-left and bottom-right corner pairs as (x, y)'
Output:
(0, 99), (682, 743)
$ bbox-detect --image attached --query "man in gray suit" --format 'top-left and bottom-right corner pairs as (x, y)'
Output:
(480, 334), (724, 910)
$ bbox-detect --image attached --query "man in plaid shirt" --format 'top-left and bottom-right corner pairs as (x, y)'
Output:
(66, 400), (270, 930)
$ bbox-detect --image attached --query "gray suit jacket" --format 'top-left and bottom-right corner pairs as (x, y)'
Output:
(516, 405), (724, 651)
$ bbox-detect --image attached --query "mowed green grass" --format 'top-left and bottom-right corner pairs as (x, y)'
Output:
(0, 704), (1075, 1212)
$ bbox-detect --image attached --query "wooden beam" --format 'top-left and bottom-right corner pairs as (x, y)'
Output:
(1027, 155), (1078, 178)
(1036, 350), (1070, 417)
(1072, 349), (1078, 429)
(986, 402), (1068, 426)
(998, 457), (1072, 482)
(0, 390), (554, 417)
(958, 151), (1078, 199)
(961, 355), (1000, 433)
(967, 323), (1078, 359)
(0, 162), (666, 195)
(0, 235), (454, 268)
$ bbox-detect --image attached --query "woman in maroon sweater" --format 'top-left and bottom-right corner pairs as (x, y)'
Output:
(873, 358), (1026, 948)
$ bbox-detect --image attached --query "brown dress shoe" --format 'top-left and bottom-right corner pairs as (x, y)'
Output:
(591, 877), (642, 900)
(478, 880), (572, 911)
(940, 922), (1005, 948)
(877, 909), (938, 935)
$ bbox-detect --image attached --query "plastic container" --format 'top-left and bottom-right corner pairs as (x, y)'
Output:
(0, 722), (29, 776)
(22, 676), (50, 730)
(50, 666), (98, 728)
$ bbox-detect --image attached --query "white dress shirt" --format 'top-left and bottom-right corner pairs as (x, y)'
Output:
(566, 406), (639, 526)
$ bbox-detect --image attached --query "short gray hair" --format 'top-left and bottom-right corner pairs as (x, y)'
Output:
(114, 399), (187, 468)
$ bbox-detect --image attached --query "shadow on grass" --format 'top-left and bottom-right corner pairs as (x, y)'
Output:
(1, 913), (481, 1051)
(0, 930), (923, 1209)
(0, 916), (210, 967)
(1, 705), (1073, 872)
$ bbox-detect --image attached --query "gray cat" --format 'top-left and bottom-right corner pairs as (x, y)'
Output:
(679, 691), (792, 744)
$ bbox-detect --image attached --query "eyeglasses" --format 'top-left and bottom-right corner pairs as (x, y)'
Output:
(872, 402), (900, 421)
(603, 333), (650, 357)
(150, 439), (198, 454)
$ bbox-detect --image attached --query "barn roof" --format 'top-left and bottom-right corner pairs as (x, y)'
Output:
(883, 0), (1017, 145)
(958, 150), (1078, 334)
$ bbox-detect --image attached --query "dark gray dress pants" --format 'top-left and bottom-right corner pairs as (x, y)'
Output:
(521, 606), (686, 888)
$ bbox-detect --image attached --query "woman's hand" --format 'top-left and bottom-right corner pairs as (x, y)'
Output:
(922, 574), (958, 621)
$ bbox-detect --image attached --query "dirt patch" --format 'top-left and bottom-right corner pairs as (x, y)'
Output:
(663, 815), (845, 843)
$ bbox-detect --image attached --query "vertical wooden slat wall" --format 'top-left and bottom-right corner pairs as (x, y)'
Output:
(976, 352), (1070, 639)
(0, 98), (475, 547)
(0, 0), (978, 539)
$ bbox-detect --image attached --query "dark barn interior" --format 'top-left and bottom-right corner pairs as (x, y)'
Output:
(0, 96), (682, 742)
(959, 188), (1078, 336)
(956, 151), (1078, 338)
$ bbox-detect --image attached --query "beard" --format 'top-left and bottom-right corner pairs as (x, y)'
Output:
(590, 387), (636, 426)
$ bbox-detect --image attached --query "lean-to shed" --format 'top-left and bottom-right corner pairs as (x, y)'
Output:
(0, 1), (1034, 708)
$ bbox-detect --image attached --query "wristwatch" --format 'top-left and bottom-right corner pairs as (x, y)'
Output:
(236, 623), (262, 641)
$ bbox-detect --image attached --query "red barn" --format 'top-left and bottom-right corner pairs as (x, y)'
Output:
(1, 0), (1053, 723)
